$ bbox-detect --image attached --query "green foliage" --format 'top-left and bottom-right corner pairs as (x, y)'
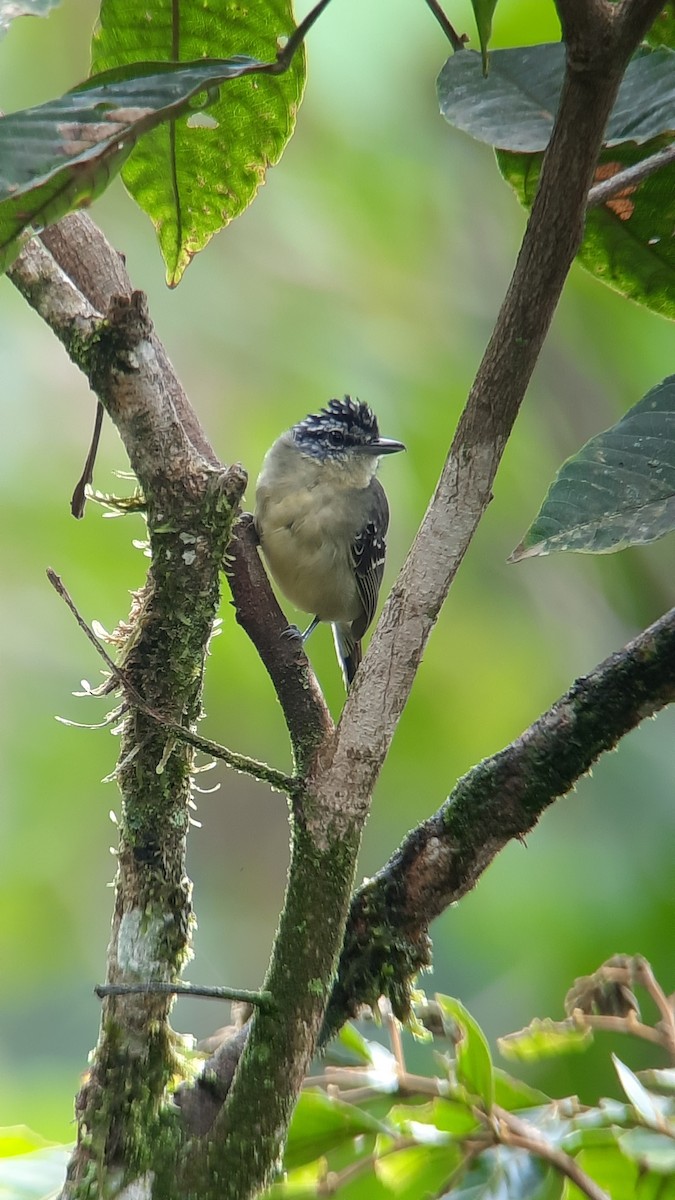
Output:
(511, 375), (675, 559)
(266, 976), (675, 1198)
(90, 0), (305, 284)
(437, 44), (675, 152)
(0, 54), (297, 276)
(470, 0), (499, 73)
(498, 138), (675, 322)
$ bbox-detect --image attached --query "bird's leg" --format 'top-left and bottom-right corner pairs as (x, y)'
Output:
(281, 615), (320, 643)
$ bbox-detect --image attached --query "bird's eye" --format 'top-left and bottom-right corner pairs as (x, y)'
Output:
(328, 428), (345, 446)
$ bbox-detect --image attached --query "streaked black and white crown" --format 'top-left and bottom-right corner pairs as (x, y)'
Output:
(292, 396), (379, 457)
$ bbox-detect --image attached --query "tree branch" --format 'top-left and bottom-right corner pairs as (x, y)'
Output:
(323, 603), (675, 1035)
(587, 143), (675, 208)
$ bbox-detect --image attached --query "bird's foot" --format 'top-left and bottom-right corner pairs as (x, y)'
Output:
(281, 624), (303, 642)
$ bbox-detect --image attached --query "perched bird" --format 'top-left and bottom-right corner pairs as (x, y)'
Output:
(255, 396), (405, 687)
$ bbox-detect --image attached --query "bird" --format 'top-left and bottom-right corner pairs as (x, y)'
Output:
(254, 396), (405, 688)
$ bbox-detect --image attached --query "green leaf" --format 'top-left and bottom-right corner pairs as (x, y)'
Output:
(470, 0), (499, 74)
(91, 0), (305, 284)
(0, 55), (295, 276)
(498, 1018), (593, 1061)
(613, 1054), (670, 1128)
(0, 1144), (71, 1198)
(374, 1143), (463, 1197)
(435, 995), (494, 1111)
(387, 1098), (481, 1139)
(438, 44), (675, 151)
(0, 1128), (54, 1158)
(448, 1149), (562, 1200)
(563, 1144), (639, 1200)
(619, 1128), (675, 1173)
(493, 1068), (550, 1111)
(283, 1090), (387, 1172)
(498, 137), (675, 321)
(637, 1067), (675, 1095)
(646, 3), (675, 48)
(511, 375), (675, 560)
(328, 1022), (376, 1067)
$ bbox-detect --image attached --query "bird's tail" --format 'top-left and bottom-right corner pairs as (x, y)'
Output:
(332, 622), (362, 689)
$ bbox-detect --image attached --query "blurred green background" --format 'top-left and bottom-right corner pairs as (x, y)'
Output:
(1, 0), (674, 1145)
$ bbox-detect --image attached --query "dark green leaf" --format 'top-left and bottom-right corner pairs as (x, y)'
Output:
(91, 0), (305, 284)
(498, 1018), (592, 1061)
(436, 995), (494, 1111)
(0, 55), (294, 276)
(438, 44), (675, 151)
(647, 3), (675, 48)
(283, 1090), (388, 1171)
(470, 0), (499, 74)
(511, 376), (675, 560)
(498, 137), (675, 321)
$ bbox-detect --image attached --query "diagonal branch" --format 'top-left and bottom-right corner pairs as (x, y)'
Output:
(322, 603), (675, 1036)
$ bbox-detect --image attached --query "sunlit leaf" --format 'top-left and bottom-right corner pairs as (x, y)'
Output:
(498, 1018), (592, 1061)
(619, 1127), (675, 1172)
(283, 1090), (387, 1171)
(493, 1069), (550, 1111)
(511, 376), (675, 560)
(0, 1144), (70, 1197)
(638, 1067), (675, 1095)
(0, 54), (297, 275)
(438, 44), (675, 151)
(498, 137), (675, 321)
(91, 0), (305, 284)
(435, 995), (494, 1111)
(613, 1055), (670, 1127)
(563, 1144), (639, 1200)
(387, 1098), (481, 1139)
(374, 1142), (462, 1196)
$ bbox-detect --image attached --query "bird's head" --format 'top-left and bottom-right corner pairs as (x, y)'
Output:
(292, 396), (405, 463)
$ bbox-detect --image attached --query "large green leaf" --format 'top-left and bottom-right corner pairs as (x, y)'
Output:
(498, 136), (675, 321)
(283, 1090), (387, 1171)
(0, 55), (293, 276)
(91, 0), (306, 284)
(437, 44), (675, 152)
(511, 375), (675, 560)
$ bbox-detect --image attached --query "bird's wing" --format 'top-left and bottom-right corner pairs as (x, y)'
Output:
(350, 477), (390, 641)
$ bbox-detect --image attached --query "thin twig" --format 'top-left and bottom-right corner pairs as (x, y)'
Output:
(495, 1107), (610, 1200)
(422, 0), (467, 52)
(571, 1010), (669, 1051)
(95, 982), (274, 1009)
(587, 143), (675, 208)
(635, 959), (675, 1057)
(47, 568), (298, 795)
